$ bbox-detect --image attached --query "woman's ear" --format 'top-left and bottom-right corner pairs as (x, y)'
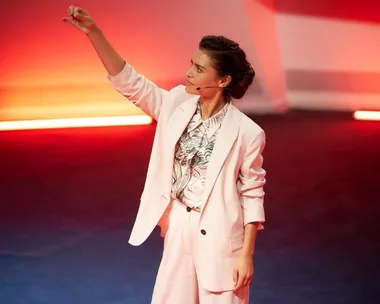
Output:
(220, 75), (232, 88)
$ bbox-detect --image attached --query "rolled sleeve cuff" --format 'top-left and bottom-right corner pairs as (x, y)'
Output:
(241, 197), (265, 230)
(106, 61), (131, 86)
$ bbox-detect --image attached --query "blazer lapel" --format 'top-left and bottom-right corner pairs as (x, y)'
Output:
(165, 95), (199, 154)
(202, 104), (241, 206)
(159, 96), (199, 197)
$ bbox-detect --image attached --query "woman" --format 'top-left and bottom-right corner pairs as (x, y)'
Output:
(63, 6), (267, 304)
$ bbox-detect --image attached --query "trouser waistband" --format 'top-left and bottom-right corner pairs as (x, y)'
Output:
(171, 196), (201, 213)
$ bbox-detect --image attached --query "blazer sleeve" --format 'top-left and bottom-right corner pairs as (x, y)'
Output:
(106, 61), (169, 121)
(237, 129), (266, 229)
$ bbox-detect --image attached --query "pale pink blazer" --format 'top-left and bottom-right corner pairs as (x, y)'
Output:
(107, 62), (266, 292)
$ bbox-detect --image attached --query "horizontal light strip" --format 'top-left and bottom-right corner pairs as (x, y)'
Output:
(353, 110), (380, 121)
(0, 115), (152, 131)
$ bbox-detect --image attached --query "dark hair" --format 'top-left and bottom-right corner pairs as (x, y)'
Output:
(199, 35), (255, 100)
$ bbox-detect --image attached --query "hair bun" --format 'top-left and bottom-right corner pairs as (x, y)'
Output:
(230, 84), (247, 99)
(244, 62), (255, 78)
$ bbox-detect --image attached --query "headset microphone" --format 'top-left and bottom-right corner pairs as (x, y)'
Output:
(196, 86), (220, 91)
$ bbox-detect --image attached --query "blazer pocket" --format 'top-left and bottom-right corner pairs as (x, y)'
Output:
(228, 233), (244, 252)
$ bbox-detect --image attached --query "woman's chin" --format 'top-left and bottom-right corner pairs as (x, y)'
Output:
(185, 86), (199, 95)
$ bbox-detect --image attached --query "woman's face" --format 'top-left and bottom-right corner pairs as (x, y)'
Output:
(185, 49), (224, 96)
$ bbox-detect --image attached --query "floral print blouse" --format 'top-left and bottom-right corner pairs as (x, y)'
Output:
(171, 101), (229, 207)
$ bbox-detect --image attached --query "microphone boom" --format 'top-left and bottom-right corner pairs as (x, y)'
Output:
(196, 86), (220, 91)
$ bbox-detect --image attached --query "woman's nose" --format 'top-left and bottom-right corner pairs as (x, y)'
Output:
(186, 68), (193, 78)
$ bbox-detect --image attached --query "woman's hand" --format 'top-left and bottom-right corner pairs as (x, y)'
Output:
(62, 6), (97, 35)
(233, 254), (254, 291)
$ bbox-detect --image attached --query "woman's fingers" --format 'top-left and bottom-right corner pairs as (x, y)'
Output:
(65, 6), (91, 22)
(67, 6), (75, 16)
(73, 7), (88, 17)
(61, 17), (84, 31)
(63, 6), (93, 34)
(72, 12), (90, 22)
(62, 17), (78, 27)
(76, 7), (89, 16)
(67, 6), (88, 16)
(233, 268), (238, 286)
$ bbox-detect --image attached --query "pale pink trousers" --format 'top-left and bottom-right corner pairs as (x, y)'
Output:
(151, 199), (249, 304)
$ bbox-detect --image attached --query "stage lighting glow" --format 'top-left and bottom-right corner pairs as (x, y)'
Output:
(0, 115), (152, 131)
(353, 110), (380, 121)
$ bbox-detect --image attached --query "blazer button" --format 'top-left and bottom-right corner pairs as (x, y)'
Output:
(200, 229), (206, 235)
(186, 207), (191, 212)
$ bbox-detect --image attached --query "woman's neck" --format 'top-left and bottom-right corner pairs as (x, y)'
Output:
(199, 95), (227, 120)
